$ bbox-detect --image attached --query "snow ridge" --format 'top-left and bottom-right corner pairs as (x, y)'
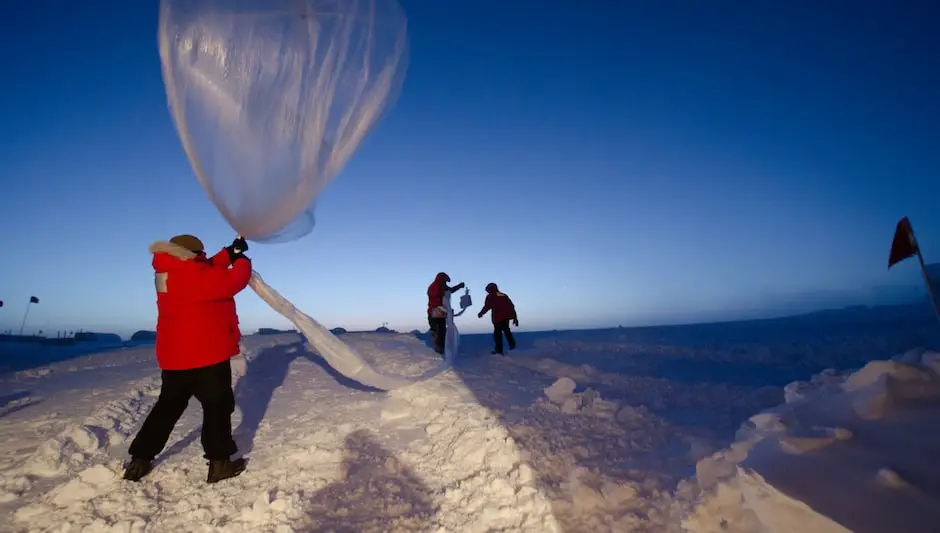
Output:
(681, 349), (940, 533)
(2, 334), (566, 532)
(5, 374), (161, 520)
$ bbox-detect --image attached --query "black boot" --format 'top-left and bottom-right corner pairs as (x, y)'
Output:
(207, 457), (247, 484)
(123, 457), (153, 482)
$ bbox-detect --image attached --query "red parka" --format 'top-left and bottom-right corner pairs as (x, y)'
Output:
(150, 241), (252, 370)
(479, 283), (517, 324)
(427, 272), (465, 317)
(427, 272), (450, 314)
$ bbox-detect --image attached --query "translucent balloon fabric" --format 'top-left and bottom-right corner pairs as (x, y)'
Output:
(249, 270), (458, 391)
(158, 0), (409, 242)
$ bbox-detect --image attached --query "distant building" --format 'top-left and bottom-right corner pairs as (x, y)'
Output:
(73, 332), (123, 344)
(256, 328), (299, 336)
(131, 330), (157, 342)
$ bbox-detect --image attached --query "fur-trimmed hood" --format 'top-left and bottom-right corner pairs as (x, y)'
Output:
(150, 240), (199, 261)
(150, 240), (206, 274)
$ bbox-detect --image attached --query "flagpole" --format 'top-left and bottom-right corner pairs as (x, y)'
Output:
(914, 247), (940, 325)
(18, 302), (33, 336)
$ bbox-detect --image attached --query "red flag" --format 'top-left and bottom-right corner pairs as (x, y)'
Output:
(29, 296), (39, 304)
(888, 217), (919, 269)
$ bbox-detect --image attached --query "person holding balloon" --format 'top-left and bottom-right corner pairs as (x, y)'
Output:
(427, 272), (465, 356)
(155, 0), (426, 393)
(123, 235), (252, 484)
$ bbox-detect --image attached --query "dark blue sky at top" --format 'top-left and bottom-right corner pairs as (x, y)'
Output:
(1, 0), (938, 337)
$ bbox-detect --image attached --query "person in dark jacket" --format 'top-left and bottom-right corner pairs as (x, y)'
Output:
(427, 272), (465, 355)
(123, 234), (252, 484)
(478, 282), (518, 355)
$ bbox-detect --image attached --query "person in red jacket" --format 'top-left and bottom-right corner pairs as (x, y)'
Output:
(123, 234), (252, 484)
(478, 282), (518, 355)
(427, 272), (464, 355)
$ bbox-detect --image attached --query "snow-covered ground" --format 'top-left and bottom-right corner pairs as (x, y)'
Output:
(0, 307), (938, 532)
(682, 347), (940, 533)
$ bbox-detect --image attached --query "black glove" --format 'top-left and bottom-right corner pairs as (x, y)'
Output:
(451, 282), (465, 292)
(512, 318), (519, 327)
(477, 312), (484, 319)
(226, 236), (249, 263)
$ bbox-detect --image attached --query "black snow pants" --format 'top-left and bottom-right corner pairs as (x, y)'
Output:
(493, 320), (516, 354)
(128, 359), (237, 461)
(428, 316), (446, 355)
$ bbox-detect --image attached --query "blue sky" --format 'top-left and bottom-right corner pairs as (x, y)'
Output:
(1, 0), (938, 338)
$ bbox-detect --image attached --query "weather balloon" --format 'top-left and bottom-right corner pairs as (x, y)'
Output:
(158, 0), (409, 242)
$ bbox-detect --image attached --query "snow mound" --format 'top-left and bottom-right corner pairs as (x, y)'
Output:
(2, 374), (161, 509)
(681, 349), (940, 533)
(541, 377), (620, 416)
(386, 382), (561, 533)
(544, 377), (577, 404)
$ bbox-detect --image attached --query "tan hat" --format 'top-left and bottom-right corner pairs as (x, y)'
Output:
(169, 234), (205, 254)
